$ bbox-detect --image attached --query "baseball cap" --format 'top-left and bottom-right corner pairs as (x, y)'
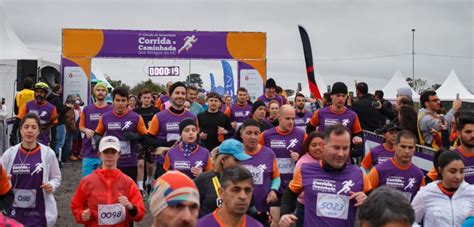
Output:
(98, 136), (121, 153)
(381, 123), (402, 133)
(218, 139), (251, 161)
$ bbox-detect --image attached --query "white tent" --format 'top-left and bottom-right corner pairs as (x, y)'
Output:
(0, 9), (59, 117)
(381, 69), (420, 101)
(436, 70), (474, 103)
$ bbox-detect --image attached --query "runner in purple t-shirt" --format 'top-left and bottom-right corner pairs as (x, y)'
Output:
(294, 93), (313, 132)
(361, 123), (401, 171)
(368, 131), (425, 201)
(224, 88), (252, 130)
(256, 78), (283, 106)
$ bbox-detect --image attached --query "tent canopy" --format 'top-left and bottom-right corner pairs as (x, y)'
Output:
(381, 70), (420, 101)
(436, 70), (474, 103)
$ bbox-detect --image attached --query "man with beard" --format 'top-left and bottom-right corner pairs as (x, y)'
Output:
(225, 87), (253, 130)
(188, 85), (205, 116)
(79, 82), (113, 176)
(294, 93), (312, 132)
(133, 88), (160, 195)
(198, 92), (233, 150)
(149, 171), (200, 227)
(147, 82), (197, 178)
(95, 87), (148, 181)
(13, 82), (58, 146)
(426, 113), (474, 184)
(197, 166), (263, 227)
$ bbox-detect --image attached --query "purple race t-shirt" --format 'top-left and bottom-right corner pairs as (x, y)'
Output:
(81, 103), (113, 158)
(165, 145), (210, 179)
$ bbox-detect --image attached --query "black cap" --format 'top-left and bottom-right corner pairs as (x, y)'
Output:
(330, 82), (348, 95)
(381, 123), (402, 133)
(179, 118), (197, 135)
(265, 78), (277, 89)
(169, 81), (187, 95)
(252, 100), (266, 114)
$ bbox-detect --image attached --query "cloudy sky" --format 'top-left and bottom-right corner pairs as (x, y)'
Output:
(1, 0), (473, 95)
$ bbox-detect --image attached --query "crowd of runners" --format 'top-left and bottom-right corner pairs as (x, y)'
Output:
(0, 76), (473, 227)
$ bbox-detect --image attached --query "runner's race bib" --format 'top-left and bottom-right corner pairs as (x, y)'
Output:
(243, 165), (264, 185)
(167, 133), (180, 142)
(316, 193), (350, 220)
(98, 203), (126, 225)
(277, 158), (295, 174)
(13, 189), (36, 208)
(119, 141), (131, 155)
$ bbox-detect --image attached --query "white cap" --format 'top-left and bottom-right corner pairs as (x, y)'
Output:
(98, 136), (120, 153)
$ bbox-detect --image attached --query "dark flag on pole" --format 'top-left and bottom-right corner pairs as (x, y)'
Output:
(298, 25), (322, 100)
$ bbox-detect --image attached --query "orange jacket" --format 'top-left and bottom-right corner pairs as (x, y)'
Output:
(70, 169), (145, 226)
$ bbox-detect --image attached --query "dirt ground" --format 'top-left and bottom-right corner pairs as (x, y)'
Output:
(55, 161), (153, 226)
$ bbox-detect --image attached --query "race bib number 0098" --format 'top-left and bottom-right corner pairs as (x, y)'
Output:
(98, 203), (126, 225)
(316, 193), (349, 220)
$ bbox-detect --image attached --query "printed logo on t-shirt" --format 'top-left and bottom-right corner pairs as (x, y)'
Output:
(385, 176), (405, 189)
(12, 163), (30, 175)
(324, 119), (339, 127)
(404, 178), (417, 190)
(174, 161), (191, 170)
(39, 111), (48, 118)
(108, 122), (121, 130)
(377, 156), (390, 164)
(465, 166), (474, 177)
(312, 179), (337, 193)
(90, 113), (101, 121)
(342, 119), (350, 127)
(31, 163), (43, 175)
(286, 138), (299, 150)
(270, 140), (286, 149)
(235, 111), (250, 118)
(194, 161), (204, 168)
(337, 180), (355, 195)
(166, 122), (179, 131)
(121, 120), (133, 131)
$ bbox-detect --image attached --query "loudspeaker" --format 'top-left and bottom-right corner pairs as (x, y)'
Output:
(17, 60), (38, 91)
(40, 66), (61, 89)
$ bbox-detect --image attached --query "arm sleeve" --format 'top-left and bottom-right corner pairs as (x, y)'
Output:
(147, 115), (160, 136)
(362, 172), (372, 193)
(426, 167), (438, 182)
(224, 107), (231, 117)
(47, 152), (62, 192)
(50, 107), (58, 124)
(70, 181), (90, 224)
(306, 111), (319, 133)
(128, 183), (146, 222)
(136, 116), (148, 135)
(367, 168), (379, 189)
(352, 115), (363, 134)
(280, 188), (299, 215)
(360, 152), (373, 170)
(271, 158), (280, 179)
(411, 190), (425, 224)
(258, 133), (265, 146)
(0, 167), (11, 195)
(204, 156), (213, 171)
(79, 111), (86, 131)
(17, 104), (27, 119)
(95, 117), (106, 135)
(271, 177), (281, 191)
(163, 154), (171, 171)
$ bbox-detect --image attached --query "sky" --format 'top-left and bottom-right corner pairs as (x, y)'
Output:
(1, 0), (473, 96)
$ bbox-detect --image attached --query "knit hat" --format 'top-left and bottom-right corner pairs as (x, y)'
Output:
(396, 87), (413, 98)
(265, 78), (277, 89)
(179, 118), (198, 135)
(169, 81), (187, 95)
(330, 82), (348, 95)
(251, 100), (266, 114)
(94, 82), (108, 94)
(149, 171), (199, 216)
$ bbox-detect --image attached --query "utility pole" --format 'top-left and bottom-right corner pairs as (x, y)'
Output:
(412, 28), (415, 81)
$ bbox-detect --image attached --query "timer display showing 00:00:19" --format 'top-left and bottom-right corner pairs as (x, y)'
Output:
(148, 66), (180, 76)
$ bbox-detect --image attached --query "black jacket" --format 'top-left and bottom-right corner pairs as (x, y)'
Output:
(351, 94), (393, 132)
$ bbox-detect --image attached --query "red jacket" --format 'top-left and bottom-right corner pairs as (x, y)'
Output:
(70, 169), (145, 226)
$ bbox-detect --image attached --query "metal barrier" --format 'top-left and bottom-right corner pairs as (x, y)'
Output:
(363, 130), (436, 172)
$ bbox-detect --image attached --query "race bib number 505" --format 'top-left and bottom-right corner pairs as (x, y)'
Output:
(316, 193), (350, 220)
(98, 203), (126, 225)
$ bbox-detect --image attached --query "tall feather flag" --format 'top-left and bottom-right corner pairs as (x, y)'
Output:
(298, 25), (322, 100)
(209, 73), (216, 92)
